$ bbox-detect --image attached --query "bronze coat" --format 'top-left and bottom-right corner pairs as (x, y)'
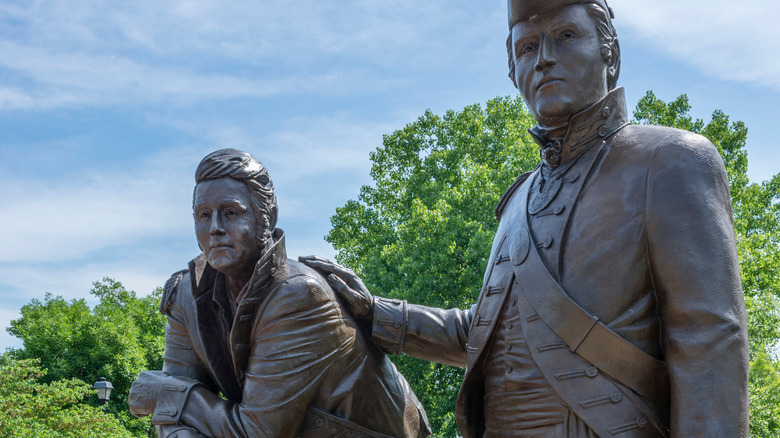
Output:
(372, 89), (748, 437)
(158, 229), (428, 438)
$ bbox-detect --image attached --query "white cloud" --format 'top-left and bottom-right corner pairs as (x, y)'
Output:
(0, 148), (198, 263)
(0, 0), (501, 110)
(610, 0), (780, 90)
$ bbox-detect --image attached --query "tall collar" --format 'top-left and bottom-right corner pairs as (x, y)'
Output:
(190, 228), (287, 301)
(529, 87), (629, 168)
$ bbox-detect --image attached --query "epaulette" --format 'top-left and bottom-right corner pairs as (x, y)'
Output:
(495, 171), (533, 221)
(160, 269), (189, 315)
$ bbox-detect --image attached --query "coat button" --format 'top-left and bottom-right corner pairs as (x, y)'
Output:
(610, 392), (622, 403)
(393, 321), (401, 329)
(474, 315), (481, 326)
(510, 299), (516, 307)
(506, 366), (513, 374)
(601, 107), (611, 119)
(508, 322), (514, 329)
(554, 205), (565, 215)
(315, 417), (325, 427)
(506, 344), (512, 352)
(636, 417), (648, 428)
(585, 366), (598, 378)
(539, 237), (552, 248)
(598, 124), (609, 137)
(269, 268), (276, 275)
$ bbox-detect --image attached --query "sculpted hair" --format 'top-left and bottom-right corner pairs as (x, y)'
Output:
(507, 3), (621, 90)
(194, 148), (278, 250)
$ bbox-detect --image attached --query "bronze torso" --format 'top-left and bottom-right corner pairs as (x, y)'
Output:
(157, 229), (429, 438)
(371, 88), (748, 437)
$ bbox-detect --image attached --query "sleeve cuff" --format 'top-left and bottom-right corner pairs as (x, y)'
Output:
(151, 375), (204, 426)
(371, 297), (408, 355)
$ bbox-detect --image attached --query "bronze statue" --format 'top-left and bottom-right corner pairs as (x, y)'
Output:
(128, 149), (430, 438)
(302, 0), (749, 436)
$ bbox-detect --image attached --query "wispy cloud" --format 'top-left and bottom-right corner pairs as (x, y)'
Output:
(611, 0), (780, 90)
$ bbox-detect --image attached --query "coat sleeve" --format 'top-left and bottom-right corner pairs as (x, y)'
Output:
(176, 275), (348, 438)
(372, 297), (473, 367)
(147, 271), (213, 438)
(644, 132), (749, 436)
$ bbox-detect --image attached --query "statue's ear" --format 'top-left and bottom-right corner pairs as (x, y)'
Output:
(604, 39), (621, 89)
(269, 203), (279, 230)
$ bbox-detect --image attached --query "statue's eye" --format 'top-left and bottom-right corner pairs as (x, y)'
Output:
(197, 210), (210, 221)
(225, 208), (239, 217)
(561, 31), (575, 41)
(519, 43), (536, 57)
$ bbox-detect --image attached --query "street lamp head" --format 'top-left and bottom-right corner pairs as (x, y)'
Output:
(93, 377), (113, 405)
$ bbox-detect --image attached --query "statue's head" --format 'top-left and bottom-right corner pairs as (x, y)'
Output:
(506, 0), (620, 127)
(193, 148), (278, 278)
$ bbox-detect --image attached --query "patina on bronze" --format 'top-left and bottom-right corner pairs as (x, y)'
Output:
(303, 1), (749, 437)
(129, 149), (430, 438)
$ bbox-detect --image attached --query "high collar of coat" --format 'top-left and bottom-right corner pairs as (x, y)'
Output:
(190, 228), (287, 301)
(529, 87), (629, 168)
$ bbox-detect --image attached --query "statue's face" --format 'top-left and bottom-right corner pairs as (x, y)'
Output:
(511, 4), (609, 127)
(194, 177), (264, 280)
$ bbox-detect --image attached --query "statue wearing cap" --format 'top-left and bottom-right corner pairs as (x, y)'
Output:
(304, 1), (749, 437)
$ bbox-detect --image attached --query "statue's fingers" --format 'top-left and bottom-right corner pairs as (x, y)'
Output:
(304, 258), (355, 278)
(327, 274), (351, 294)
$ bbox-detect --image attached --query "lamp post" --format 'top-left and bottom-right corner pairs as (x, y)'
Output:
(93, 377), (113, 405)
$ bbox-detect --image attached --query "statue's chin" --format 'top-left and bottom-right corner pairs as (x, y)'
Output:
(532, 99), (576, 128)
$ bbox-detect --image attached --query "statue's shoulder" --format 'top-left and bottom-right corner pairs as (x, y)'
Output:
(495, 170), (535, 221)
(160, 268), (190, 315)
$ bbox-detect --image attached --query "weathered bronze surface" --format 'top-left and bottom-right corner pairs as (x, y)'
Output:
(129, 149), (430, 438)
(304, 1), (750, 437)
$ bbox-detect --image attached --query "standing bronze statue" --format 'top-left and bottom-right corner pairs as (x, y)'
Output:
(128, 149), (430, 438)
(303, 0), (749, 437)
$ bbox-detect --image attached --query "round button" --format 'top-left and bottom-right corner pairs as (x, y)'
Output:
(315, 418), (325, 427)
(585, 366), (598, 378)
(609, 392), (622, 403)
(598, 124), (609, 137)
(636, 417), (648, 428)
(506, 366), (513, 374)
(393, 321), (401, 329)
(554, 205), (565, 215)
(342, 429), (352, 436)
(510, 299), (516, 307)
(474, 315), (481, 326)
(541, 237), (553, 248)
(601, 107), (611, 119)
(506, 344), (512, 352)
(508, 322), (514, 329)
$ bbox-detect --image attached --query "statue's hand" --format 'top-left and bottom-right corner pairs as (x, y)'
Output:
(128, 370), (168, 418)
(299, 255), (374, 322)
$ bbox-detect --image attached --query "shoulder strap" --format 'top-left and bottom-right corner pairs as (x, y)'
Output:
(507, 179), (670, 405)
(160, 269), (188, 315)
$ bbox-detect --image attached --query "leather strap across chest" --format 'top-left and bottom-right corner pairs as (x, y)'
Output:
(506, 172), (669, 405)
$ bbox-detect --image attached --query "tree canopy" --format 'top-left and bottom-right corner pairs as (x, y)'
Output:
(6, 278), (166, 436)
(327, 92), (780, 437)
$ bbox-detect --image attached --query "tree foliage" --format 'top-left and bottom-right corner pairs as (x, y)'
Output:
(7, 278), (166, 436)
(0, 356), (133, 437)
(328, 92), (780, 436)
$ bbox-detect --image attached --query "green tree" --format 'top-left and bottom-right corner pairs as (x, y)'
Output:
(328, 92), (780, 436)
(0, 356), (133, 437)
(7, 278), (166, 436)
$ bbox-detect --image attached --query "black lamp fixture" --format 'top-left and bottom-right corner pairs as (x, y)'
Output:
(93, 377), (114, 405)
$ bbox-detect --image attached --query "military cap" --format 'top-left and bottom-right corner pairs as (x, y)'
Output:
(508, 0), (614, 29)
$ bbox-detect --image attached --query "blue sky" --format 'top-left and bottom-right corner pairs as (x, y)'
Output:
(1, 0), (778, 350)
